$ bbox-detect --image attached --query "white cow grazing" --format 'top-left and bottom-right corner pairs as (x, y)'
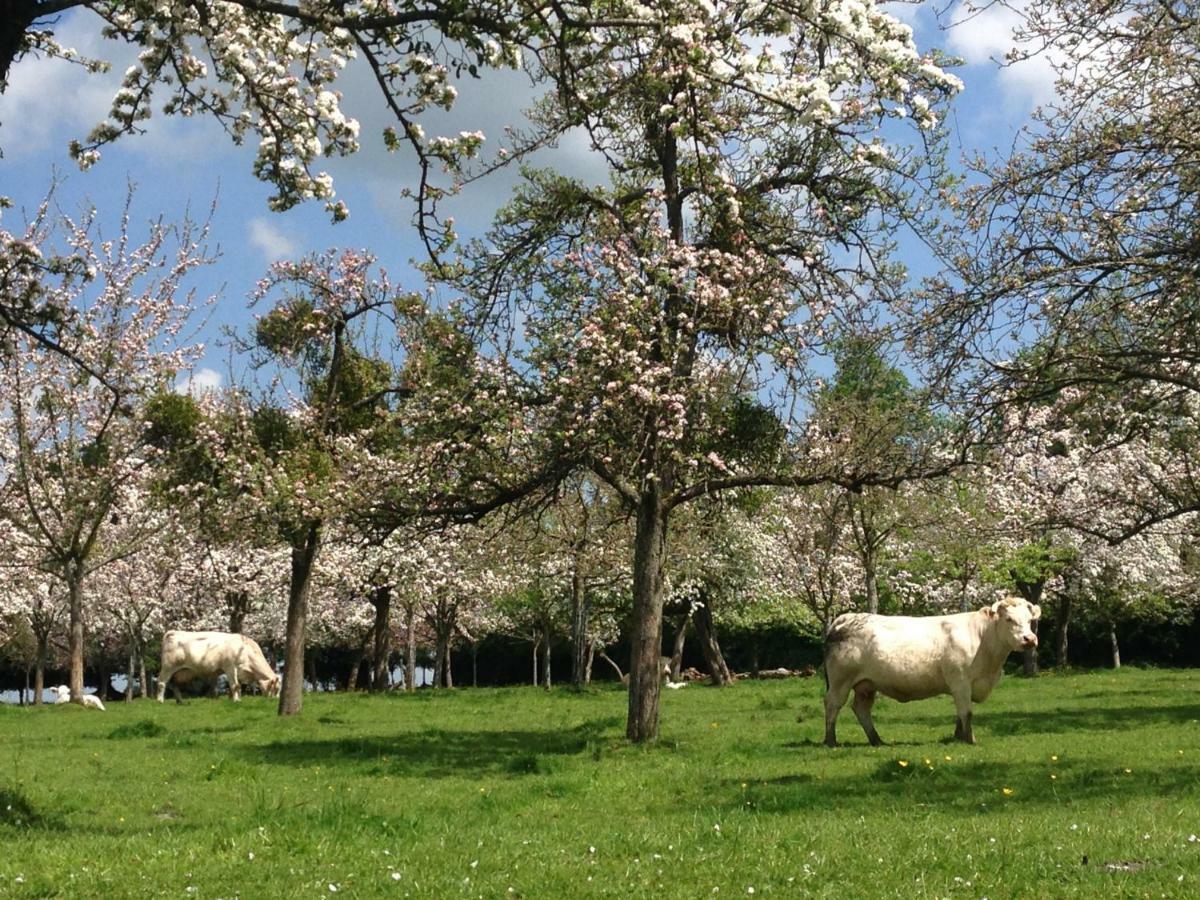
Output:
(823, 596), (1041, 746)
(156, 631), (280, 703)
(50, 685), (106, 710)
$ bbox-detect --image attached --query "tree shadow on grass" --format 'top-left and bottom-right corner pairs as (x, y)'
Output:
(239, 717), (623, 779)
(784, 738), (934, 749)
(900, 702), (1200, 737)
(731, 757), (1200, 817)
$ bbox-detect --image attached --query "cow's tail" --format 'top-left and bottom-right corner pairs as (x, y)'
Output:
(821, 621), (835, 691)
(822, 614), (855, 691)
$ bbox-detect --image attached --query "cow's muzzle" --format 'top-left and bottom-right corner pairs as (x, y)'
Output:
(1022, 635), (1038, 648)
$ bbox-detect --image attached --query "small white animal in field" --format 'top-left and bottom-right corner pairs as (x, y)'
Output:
(50, 685), (106, 710)
(665, 680), (688, 690)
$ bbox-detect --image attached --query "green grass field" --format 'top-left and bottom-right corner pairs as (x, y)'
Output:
(2, 668), (1198, 898)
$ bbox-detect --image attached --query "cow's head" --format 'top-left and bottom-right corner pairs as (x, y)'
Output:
(260, 675), (281, 697)
(982, 596), (1041, 649)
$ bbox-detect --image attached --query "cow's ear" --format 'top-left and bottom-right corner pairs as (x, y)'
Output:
(980, 605), (997, 618)
(1030, 604), (1042, 621)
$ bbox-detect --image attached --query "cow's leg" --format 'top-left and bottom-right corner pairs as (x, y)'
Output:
(225, 666), (241, 702)
(823, 678), (851, 747)
(851, 681), (884, 747)
(156, 667), (178, 704)
(951, 686), (974, 744)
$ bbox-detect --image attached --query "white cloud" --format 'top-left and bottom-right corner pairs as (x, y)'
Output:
(175, 367), (223, 397)
(881, 0), (927, 27)
(946, 1), (1060, 109)
(247, 217), (298, 262)
(0, 12), (234, 166)
(0, 17), (122, 157)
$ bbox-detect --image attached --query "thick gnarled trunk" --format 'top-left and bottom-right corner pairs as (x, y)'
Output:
(279, 523), (322, 715)
(692, 597), (733, 685)
(370, 585), (391, 692)
(627, 490), (668, 743)
(227, 590), (250, 634)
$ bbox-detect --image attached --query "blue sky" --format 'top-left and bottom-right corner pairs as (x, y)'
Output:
(0, 2), (1058, 392)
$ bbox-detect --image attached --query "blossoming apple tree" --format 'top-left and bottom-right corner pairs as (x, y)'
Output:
(240, 248), (410, 713)
(924, 0), (1200, 541)
(387, 0), (965, 740)
(0, 202), (209, 703)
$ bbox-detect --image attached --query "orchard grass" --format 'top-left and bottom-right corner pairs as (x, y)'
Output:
(2, 668), (1199, 898)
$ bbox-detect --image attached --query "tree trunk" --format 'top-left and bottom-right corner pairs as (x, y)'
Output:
(669, 614), (690, 680)
(442, 637), (454, 688)
(1021, 621), (1040, 675)
(350, 629), (372, 692)
(370, 585), (391, 692)
(471, 643), (478, 688)
(691, 598), (734, 685)
(279, 522), (322, 715)
(584, 639), (596, 685)
(627, 491), (668, 743)
(33, 633), (47, 706)
(864, 555), (879, 614)
(22, 666), (30, 706)
(139, 658), (148, 699)
(1109, 621), (1121, 669)
(434, 633), (448, 691)
(126, 647), (136, 702)
(531, 635), (540, 686)
(569, 567), (591, 687)
(307, 654), (319, 692)
(1015, 579), (1045, 677)
(67, 562), (86, 703)
(0, 2), (37, 90)
(404, 604), (416, 692)
(1055, 590), (1073, 669)
(228, 590), (249, 634)
(541, 628), (552, 691)
(98, 659), (110, 701)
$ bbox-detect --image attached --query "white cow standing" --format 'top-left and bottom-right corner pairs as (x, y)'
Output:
(823, 596), (1041, 746)
(156, 631), (280, 703)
